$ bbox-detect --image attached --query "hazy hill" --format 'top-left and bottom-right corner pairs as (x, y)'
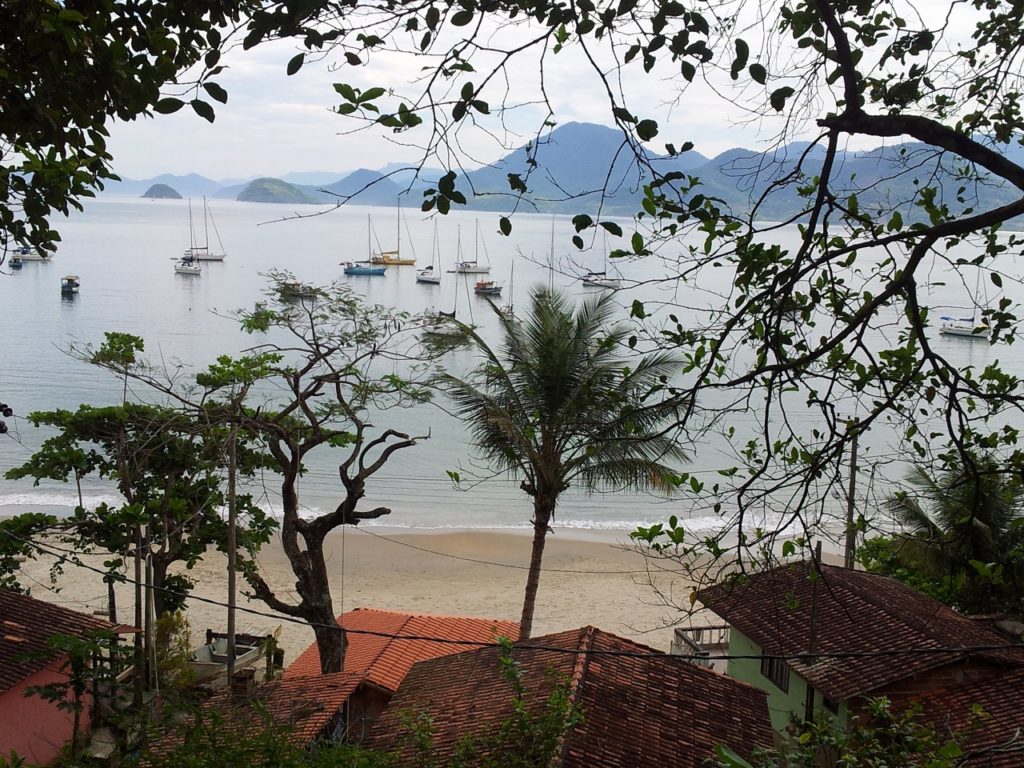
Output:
(321, 169), (404, 204)
(237, 177), (320, 204)
(142, 183), (181, 199)
(108, 172), (222, 197)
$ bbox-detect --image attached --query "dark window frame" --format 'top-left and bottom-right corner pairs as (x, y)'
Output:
(760, 654), (790, 692)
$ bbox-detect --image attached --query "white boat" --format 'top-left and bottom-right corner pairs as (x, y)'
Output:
(174, 256), (202, 276)
(14, 245), (53, 262)
(417, 222), (442, 284)
(581, 271), (622, 289)
(423, 266), (474, 341)
(60, 275), (80, 294)
(939, 316), (990, 339)
(501, 260), (516, 319)
(189, 636), (265, 684)
(184, 197), (226, 261)
(581, 235), (622, 289)
(448, 221), (491, 274)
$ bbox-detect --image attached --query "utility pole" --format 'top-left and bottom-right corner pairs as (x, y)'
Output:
(132, 523), (143, 707)
(844, 425), (859, 569)
(226, 420), (238, 677)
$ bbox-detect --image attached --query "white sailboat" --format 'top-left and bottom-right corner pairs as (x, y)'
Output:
(939, 268), (989, 340)
(449, 220), (491, 274)
(581, 234), (622, 289)
(184, 197), (226, 261)
(416, 222), (442, 284)
(423, 264), (474, 340)
(501, 259), (517, 319)
(372, 203), (416, 265)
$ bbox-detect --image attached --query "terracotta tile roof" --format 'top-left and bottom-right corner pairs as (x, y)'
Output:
(284, 608), (519, 691)
(149, 672), (364, 756)
(699, 562), (1024, 701)
(0, 589), (113, 693)
(912, 668), (1024, 767)
(365, 626), (773, 768)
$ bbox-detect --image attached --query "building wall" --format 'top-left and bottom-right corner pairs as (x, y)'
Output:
(0, 661), (91, 765)
(725, 629), (848, 734)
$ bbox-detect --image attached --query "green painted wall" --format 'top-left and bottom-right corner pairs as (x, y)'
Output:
(726, 628), (848, 734)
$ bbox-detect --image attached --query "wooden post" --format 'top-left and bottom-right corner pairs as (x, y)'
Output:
(132, 524), (143, 707)
(844, 426), (859, 569)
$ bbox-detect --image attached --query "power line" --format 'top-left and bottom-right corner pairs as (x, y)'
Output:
(6, 527), (1024, 665)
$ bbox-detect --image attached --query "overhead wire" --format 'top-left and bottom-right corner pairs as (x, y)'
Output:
(5, 527), (1024, 665)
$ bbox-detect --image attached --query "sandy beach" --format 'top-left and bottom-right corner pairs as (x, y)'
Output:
(16, 526), (703, 662)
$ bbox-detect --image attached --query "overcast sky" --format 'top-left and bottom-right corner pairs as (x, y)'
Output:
(105, 21), (791, 182)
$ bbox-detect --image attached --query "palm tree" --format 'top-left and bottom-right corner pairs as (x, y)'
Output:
(441, 285), (688, 638)
(885, 454), (1024, 613)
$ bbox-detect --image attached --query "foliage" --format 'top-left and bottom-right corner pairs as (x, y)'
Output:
(0, 0), (251, 258)
(714, 697), (966, 768)
(154, 611), (196, 694)
(86, 277), (434, 673)
(0, 512), (61, 593)
(439, 286), (686, 637)
(24, 631), (129, 757)
(860, 454), (1024, 614)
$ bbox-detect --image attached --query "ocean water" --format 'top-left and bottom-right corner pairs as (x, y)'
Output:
(0, 196), (1018, 535)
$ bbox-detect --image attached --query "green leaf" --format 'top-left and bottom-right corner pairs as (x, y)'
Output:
(600, 222), (623, 237)
(287, 53), (305, 76)
(202, 82), (228, 104)
(499, 217), (512, 236)
(636, 119), (659, 141)
(612, 106), (635, 123)
(991, 272), (1002, 287)
(344, 52), (362, 66)
(749, 62), (767, 84)
(154, 98), (185, 115)
(360, 87), (386, 102)
(714, 744), (755, 768)
(731, 39), (749, 80)
(770, 86), (795, 112)
(451, 10), (473, 26)
(190, 99), (215, 123)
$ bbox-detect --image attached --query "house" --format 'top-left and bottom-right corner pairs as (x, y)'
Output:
(916, 667), (1024, 766)
(364, 626), (774, 767)
(146, 668), (387, 756)
(0, 589), (116, 764)
(285, 608), (519, 691)
(699, 562), (1024, 733)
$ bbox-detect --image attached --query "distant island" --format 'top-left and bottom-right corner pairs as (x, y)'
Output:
(237, 177), (319, 204)
(142, 183), (182, 199)
(110, 121), (1024, 222)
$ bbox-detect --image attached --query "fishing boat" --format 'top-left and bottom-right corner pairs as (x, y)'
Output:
(449, 221), (491, 274)
(14, 245), (53, 262)
(939, 316), (990, 339)
(184, 197), (226, 261)
(474, 279), (502, 296)
(416, 222), (442, 284)
(60, 275), (80, 295)
(371, 205), (416, 265)
(174, 255), (201, 275)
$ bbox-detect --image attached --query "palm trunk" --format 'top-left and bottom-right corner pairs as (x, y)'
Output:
(519, 502), (552, 640)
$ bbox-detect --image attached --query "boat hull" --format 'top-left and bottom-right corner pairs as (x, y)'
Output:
(185, 248), (226, 261)
(940, 325), (989, 339)
(449, 262), (490, 274)
(174, 261), (201, 275)
(344, 266), (387, 276)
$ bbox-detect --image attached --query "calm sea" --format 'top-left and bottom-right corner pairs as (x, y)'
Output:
(0, 196), (1018, 534)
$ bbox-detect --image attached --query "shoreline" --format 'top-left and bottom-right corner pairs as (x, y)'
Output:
(14, 525), (699, 664)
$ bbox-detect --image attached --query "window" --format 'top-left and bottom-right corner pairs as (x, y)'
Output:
(760, 655), (790, 692)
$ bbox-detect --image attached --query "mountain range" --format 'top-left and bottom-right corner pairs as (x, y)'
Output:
(112, 121), (1024, 221)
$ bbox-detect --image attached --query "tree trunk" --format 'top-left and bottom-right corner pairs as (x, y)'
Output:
(313, 618), (348, 673)
(519, 503), (552, 640)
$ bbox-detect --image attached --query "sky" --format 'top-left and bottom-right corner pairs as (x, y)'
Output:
(104, 17), (791, 182)
(104, 0), (973, 183)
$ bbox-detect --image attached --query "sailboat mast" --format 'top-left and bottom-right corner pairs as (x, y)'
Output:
(202, 196), (210, 249)
(396, 201), (401, 257)
(367, 214), (372, 261)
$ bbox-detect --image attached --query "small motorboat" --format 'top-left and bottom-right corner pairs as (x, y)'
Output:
(174, 256), (201, 275)
(13, 245), (53, 262)
(474, 279), (502, 296)
(342, 261), (386, 276)
(9, 256), (22, 270)
(60, 275), (80, 295)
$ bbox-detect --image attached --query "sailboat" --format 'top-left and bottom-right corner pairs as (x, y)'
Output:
(184, 198), (226, 261)
(939, 267), (989, 339)
(343, 215), (387, 275)
(449, 220), (491, 274)
(416, 222), (442, 284)
(501, 260), (517, 319)
(371, 204), (416, 266)
(423, 267), (473, 340)
(581, 233), (622, 289)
